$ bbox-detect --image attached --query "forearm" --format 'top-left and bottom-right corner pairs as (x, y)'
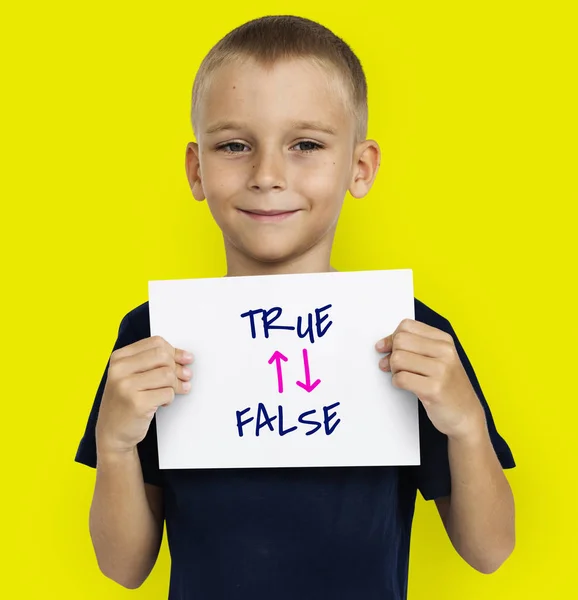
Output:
(445, 425), (515, 573)
(89, 447), (162, 588)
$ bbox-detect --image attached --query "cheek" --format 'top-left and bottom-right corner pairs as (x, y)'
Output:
(201, 158), (240, 200)
(295, 157), (349, 203)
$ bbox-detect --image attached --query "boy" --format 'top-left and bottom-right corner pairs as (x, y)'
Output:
(75, 15), (516, 600)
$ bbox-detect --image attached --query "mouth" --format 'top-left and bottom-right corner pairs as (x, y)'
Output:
(238, 208), (301, 222)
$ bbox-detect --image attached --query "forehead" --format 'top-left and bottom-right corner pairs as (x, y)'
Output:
(198, 57), (353, 136)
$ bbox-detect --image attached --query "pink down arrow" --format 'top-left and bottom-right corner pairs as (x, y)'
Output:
(296, 348), (321, 393)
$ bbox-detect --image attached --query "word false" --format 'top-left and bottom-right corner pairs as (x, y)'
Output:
(235, 402), (341, 437)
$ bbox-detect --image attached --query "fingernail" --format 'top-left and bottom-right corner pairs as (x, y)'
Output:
(183, 352), (194, 361)
(376, 340), (385, 351)
(183, 367), (192, 378)
(183, 381), (191, 392)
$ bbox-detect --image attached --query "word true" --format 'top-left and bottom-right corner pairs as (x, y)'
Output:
(240, 304), (333, 344)
(236, 402), (341, 437)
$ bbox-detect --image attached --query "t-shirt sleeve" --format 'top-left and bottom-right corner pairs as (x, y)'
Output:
(414, 320), (515, 501)
(74, 310), (163, 487)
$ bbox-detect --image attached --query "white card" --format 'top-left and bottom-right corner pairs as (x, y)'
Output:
(148, 269), (420, 469)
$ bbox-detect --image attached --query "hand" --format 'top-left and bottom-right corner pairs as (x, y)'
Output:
(375, 319), (486, 440)
(96, 335), (194, 455)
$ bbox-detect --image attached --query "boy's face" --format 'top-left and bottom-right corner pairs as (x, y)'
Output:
(186, 57), (379, 271)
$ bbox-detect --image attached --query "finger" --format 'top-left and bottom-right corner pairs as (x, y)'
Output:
(395, 318), (453, 342)
(130, 366), (191, 395)
(139, 386), (177, 409)
(112, 335), (171, 360)
(174, 347), (195, 365)
(177, 363), (193, 381)
(376, 321), (409, 352)
(113, 335), (194, 365)
(379, 349), (440, 377)
(375, 334), (393, 354)
(376, 319), (453, 354)
(390, 331), (451, 359)
(158, 362), (193, 382)
(112, 344), (193, 378)
(391, 370), (431, 398)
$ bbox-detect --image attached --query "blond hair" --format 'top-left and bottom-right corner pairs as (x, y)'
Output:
(190, 15), (368, 142)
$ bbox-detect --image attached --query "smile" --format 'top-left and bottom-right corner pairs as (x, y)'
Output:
(238, 209), (301, 222)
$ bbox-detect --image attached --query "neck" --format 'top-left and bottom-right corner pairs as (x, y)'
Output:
(223, 238), (337, 278)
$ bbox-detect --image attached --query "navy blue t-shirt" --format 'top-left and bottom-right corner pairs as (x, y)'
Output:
(75, 298), (515, 600)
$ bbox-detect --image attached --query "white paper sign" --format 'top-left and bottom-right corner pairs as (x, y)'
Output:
(148, 269), (420, 470)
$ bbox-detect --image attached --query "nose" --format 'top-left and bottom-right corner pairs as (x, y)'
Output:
(248, 146), (287, 192)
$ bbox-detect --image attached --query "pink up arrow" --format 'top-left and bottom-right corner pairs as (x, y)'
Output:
(296, 348), (321, 393)
(268, 350), (288, 393)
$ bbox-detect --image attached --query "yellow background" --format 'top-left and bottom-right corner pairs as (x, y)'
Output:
(1, 0), (576, 597)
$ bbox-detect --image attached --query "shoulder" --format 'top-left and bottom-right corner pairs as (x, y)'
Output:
(117, 301), (151, 343)
(414, 297), (452, 332)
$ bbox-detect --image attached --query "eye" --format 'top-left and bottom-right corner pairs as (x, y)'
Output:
(217, 142), (250, 154)
(292, 140), (323, 153)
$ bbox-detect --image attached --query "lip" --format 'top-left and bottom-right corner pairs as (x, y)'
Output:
(238, 208), (300, 222)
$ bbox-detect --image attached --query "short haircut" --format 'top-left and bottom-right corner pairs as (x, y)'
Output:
(190, 15), (368, 142)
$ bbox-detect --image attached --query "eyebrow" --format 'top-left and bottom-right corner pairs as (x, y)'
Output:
(204, 119), (338, 136)
(289, 120), (338, 136)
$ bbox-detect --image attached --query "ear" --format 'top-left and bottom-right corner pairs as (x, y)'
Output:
(348, 139), (381, 199)
(185, 142), (205, 201)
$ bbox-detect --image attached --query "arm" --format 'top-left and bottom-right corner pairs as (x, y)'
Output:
(435, 423), (515, 573)
(85, 334), (192, 588)
(89, 448), (164, 589)
(375, 318), (515, 573)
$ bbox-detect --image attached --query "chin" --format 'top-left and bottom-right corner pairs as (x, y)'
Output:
(247, 246), (300, 265)
(237, 238), (306, 265)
